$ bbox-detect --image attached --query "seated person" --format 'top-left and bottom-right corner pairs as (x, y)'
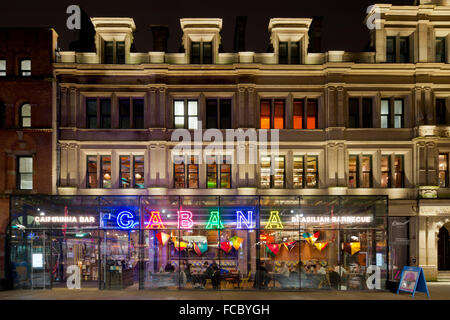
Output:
(164, 262), (175, 272)
(253, 261), (271, 289)
(326, 267), (340, 289)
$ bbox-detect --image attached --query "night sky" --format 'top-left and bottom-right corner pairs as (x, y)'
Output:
(0, 0), (413, 53)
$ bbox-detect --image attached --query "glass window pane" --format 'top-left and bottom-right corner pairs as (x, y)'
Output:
(104, 41), (114, 64)
(260, 100), (271, 129)
(381, 155), (390, 188)
(206, 99), (218, 129)
(174, 101), (185, 116)
(348, 155), (358, 188)
(188, 117), (198, 129)
(134, 156), (145, 188)
(361, 155), (372, 188)
(120, 156), (131, 188)
(381, 99), (389, 115)
(19, 157), (32, 173)
(290, 41), (300, 64)
(306, 156), (318, 188)
(119, 99), (130, 129)
(174, 116), (184, 128)
(394, 155), (404, 188)
(0, 60), (5, 71)
(219, 99), (232, 129)
(260, 156), (271, 188)
(362, 98), (372, 128)
(439, 154), (448, 188)
(21, 104), (31, 116)
(273, 100), (284, 129)
(307, 99), (318, 129)
(133, 99), (144, 129)
(202, 42), (213, 64)
(399, 37), (409, 63)
(293, 156), (304, 188)
(188, 157), (199, 188)
(273, 156), (285, 188)
(394, 100), (403, 115)
(21, 60), (31, 71)
(348, 98), (359, 128)
(436, 37), (446, 63)
(116, 41), (125, 64)
(279, 42), (288, 64)
(191, 42), (201, 64)
(293, 100), (303, 129)
(22, 117), (31, 128)
(101, 156), (112, 188)
(20, 173), (33, 190)
(188, 101), (198, 116)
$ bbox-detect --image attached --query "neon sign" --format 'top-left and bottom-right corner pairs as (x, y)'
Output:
(205, 210), (224, 229)
(145, 210), (165, 229)
(178, 210), (194, 229)
(117, 211), (138, 229)
(264, 211), (284, 229)
(236, 210), (253, 229)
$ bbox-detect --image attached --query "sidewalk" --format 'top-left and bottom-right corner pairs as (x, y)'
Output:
(0, 283), (449, 300)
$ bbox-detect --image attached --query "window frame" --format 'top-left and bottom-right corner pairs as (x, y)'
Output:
(17, 156), (33, 190)
(361, 155), (373, 188)
(0, 59), (6, 76)
(119, 97), (145, 129)
(100, 155), (112, 189)
(348, 155), (360, 188)
(439, 153), (449, 188)
(393, 155), (405, 188)
(259, 98), (286, 129)
(86, 155), (98, 188)
(205, 98), (232, 129)
(278, 40), (301, 64)
(293, 155), (319, 189)
(173, 99), (199, 129)
(20, 59), (31, 76)
(190, 41), (213, 64)
(380, 155), (391, 188)
(436, 98), (447, 125)
(436, 37), (446, 63)
(20, 103), (32, 128)
(103, 40), (126, 64)
(206, 155), (232, 189)
(293, 98), (318, 129)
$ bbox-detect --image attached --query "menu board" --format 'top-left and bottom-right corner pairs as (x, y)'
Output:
(397, 266), (430, 298)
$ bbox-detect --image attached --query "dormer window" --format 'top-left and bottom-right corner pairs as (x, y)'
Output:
(191, 41), (213, 64)
(386, 36), (410, 63)
(436, 37), (446, 63)
(104, 41), (125, 64)
(278, 41), (300, 64)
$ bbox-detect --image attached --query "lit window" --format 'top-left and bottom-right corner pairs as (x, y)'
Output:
(293, 99), (318, 129)
(0, 59), (5, 76)
(17, 156), (32, 190)
(394, 99), (404, 128)
(187, 156), (199, 189)
(259, 99), (285, 129)
(134, 156), (145, 188)
(173, 100), (198, 129)
(381, 99), (390, 128)
(293, 156), (304, 188)
(206, 155), (218, 188)
(20, 59), (31, 76)
(101, 156), (112, 188)
(20, 104), (31, 128)
(206, 155), (231, 189)
(361, 155), (372, 188)
(293, 155), (318, 188)
(439, 154), (449, 188)
(381, 155), (391, 188)
(260, 155), (285, 189)
(306, 156), (318, 188)
(120, 156), (131, 188)
(348, 155), (359, 188)
(293, 100), (303, 129)
(174, 155), (185, 188)
(86, 156), (98, 188)
(394, 155), (404, 188)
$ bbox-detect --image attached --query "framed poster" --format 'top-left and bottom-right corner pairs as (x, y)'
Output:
(397, 266), (430, 298)
(32, 253), (43, 268)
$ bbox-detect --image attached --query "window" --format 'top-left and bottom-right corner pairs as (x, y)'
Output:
(206, 155), (231, 188)
(260, 99), (285, 129)
(278, 41), (301, 64)
(399, 37), (410, 63)
(86, 156), (98, 188)
(361, 155), (373, 188)
(394, 155), (404, 188)
(191, 41), (213, 64)
(349, 98), (373, 128)
(348, 99), (359, 128)
(17, 156), (32, 190)
(381, 155), (391, 188)
(206, 99), (232, 129)
(381, 99), (390, 128)
(20, 104), (31, 128)
(436, 37), (446, 63)
(0, 59), (5, 76)
(436, 99), (447, 125)
(381, 99), (404, 128)
(101, 155), (112, 188)
(394, 99), (404, 128)
(293, 155), (318, 188)
(174, 156), (185, 188)
(174, 100), (198, 129)
(86, 98), (111, 129)
(119, 98), (144, 129)
(20, 59), (31, 76)
(348, 155), (359, 188)
(260, 155), (285, 189)
(439, 154), (449, 188)
(174, 156), (198, 188)
(120, 155), (145, 188)
(100, 99), (111, 129)
(386, 37), (396, 63)
(293, 98), (318, 129)
(104, 41), (125, 64)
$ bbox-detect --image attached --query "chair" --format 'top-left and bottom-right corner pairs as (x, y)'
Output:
(240, 271), (252, 289)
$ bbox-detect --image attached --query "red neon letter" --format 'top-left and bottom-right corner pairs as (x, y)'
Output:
(145, 210), (165, 229)
(178, 211), (194, 229)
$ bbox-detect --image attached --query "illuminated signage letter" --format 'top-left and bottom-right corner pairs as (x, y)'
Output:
(236, 210), (253, 229)
(117, 211), (137, 229)
(145, 210), (165, 229)
(205, 210), (224, 230)
(264, 211), (284, 229)
(178, 211), (194, 229)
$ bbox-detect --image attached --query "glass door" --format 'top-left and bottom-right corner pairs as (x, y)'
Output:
(29, 230), (51, 289)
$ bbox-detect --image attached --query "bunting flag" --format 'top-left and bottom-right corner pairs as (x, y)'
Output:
(303, 232), (320, 245)
(314, 241), (329, 252)
(283, 241), (296, 252)
(174, 241), (187, 251)
(156, 231), (170, 246)
(229, 236), (244, 250)
(193, 242), (208, 256)
(350, 242), (361, 255)
(220, 241), (232, 253)
(265, 243), (280, 257)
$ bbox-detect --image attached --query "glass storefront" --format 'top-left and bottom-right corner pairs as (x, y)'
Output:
(8, 195), (388, 291)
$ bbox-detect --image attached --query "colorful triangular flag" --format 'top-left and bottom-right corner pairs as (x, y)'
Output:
(350, 242), (360, 255)
(220, 241), (232, 253)
(314, 242), (329, 251)
(229, 236), (244, 250)
(156, 231), (170, 246)
(283, 241), (296, 251)
(265, 243), (280, 257)
(174, 241), (187, 251)
(193, 242), (208, 256)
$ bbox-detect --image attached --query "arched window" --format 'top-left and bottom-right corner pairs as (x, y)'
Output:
(20, 103), (31, 127)
(0, 102), (5, 128)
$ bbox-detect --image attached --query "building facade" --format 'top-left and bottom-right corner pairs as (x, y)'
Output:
(4, 0), (450, 290)
(0, 28), (58, 286)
